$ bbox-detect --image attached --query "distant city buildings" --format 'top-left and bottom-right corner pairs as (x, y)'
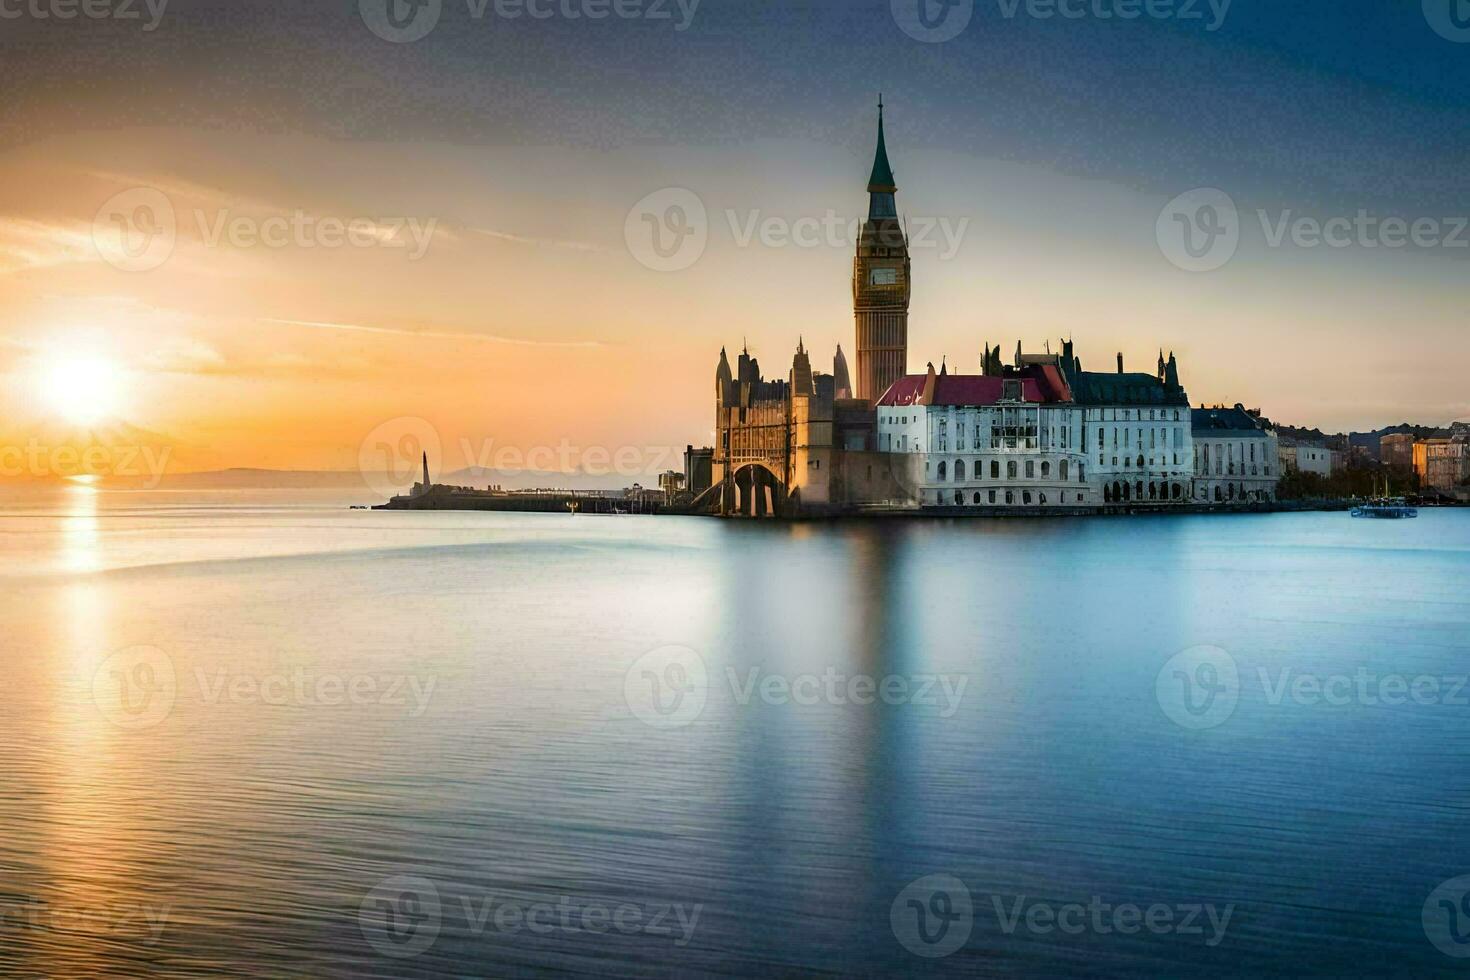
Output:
(1278, 441), (1342, 477)
(1415, 435), (1470, 492)
(700, 103), (1283, 516)
(1380, 432), (1416, 469)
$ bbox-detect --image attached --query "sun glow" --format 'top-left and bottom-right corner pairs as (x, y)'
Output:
(31, 355), (128, 426)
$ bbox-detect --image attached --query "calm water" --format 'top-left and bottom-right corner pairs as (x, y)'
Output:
(2, 487), (1468, 977)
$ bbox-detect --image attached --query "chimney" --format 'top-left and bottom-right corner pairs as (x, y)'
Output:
(1117, 352), (1124, 374)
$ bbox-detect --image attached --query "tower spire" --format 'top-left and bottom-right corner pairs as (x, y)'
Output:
(867, 95), (897, 196)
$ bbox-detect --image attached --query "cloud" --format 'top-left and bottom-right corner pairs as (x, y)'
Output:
(0, 218), (98, 275)
(262, 318), (604, 349)
(470, 227), (605, 253)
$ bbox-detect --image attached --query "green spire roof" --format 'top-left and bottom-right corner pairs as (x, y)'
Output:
(867, 96), (896, 194)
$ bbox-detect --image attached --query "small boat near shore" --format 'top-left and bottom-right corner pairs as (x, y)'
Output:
(1351, 497), (1418, 519)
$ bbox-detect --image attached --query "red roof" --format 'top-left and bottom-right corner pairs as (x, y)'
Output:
(876, 365), (1073, 407)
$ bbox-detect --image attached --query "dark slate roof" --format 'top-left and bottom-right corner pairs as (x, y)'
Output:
(1068, 371), (1189, 407)
(867, 109), (896, 193)
(1192, 406), (1271, 437)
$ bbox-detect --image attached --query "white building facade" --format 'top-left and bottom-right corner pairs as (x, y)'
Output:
(1192, 406), (1280, 503)
(876, 365), (1095, 507)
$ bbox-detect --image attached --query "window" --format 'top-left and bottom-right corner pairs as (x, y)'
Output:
(937, 461), (947, 481)
(1060, 460), (1069, 481)
(955, 459), (966, 481)
(954, 490), (963, 505)
(1039, 493), (1048, 505)
(1025, 461), (1035, 478)
(1079, 463), (1085, 481)
(988, 490), (997, 504)
(1023, 491), (1033, 505)
(1041, 462), (1051, 478)
(1005, 491), (1014, 504)
(991, 461), (1000, 479)
(973, 492), (982, 504)
(1007, 461), (1018, 479)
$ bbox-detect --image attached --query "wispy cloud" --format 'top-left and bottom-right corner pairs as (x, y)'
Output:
(0, 218), (98, 275)
(470, 227), (605, 253)
(262, 318), (604, 349)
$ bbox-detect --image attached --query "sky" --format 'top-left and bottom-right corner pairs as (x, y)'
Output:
(1, 0), (1467, 480)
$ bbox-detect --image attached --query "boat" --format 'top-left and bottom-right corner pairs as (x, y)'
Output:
(1351, 497), (1417, 519)
(1351, 475), (1418, 519)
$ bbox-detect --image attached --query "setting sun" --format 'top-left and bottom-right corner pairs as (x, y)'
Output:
(32, 355), (128, 427)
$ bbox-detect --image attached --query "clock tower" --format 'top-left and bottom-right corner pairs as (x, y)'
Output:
(853, 97), (911, 402)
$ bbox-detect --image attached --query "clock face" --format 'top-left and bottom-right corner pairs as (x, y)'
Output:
(869, 268), (899, 286)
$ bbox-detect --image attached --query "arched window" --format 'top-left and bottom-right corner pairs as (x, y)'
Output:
(955, 459), (966, 481)
(1214, 485), (1223, 502)
(1059, 460), (1069, 481)
(1023, 491), (1033, 505)
(973, 491), (982, 504)
(1137, 455), (1146, 469)
(937, 460), (947, 481)
(1104, 484), (1111, 503)
(1136, 482), (1144, 500)
(954, 490), (963, 505)
(1148, 482), (1157, 500)
(1041, 462), (1051, 478)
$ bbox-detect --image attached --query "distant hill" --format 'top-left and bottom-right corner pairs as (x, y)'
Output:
(1266, 421), (1450, 459)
